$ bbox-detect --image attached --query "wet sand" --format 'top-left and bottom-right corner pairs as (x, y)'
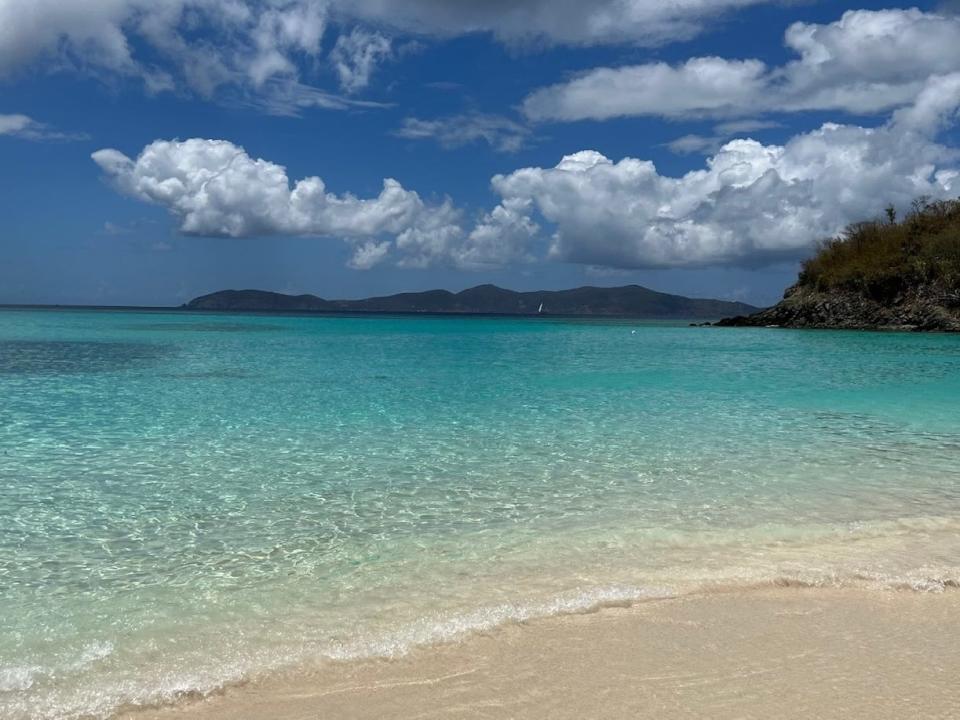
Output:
(124, 587), (960, 720)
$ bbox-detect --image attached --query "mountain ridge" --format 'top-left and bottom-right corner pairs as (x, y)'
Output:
(183, 284), (760, 319)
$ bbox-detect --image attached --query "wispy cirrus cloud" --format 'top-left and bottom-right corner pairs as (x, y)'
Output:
(0, 113), (88, 141)
(394, 113), (531, 152)
(343, 0), (776, 47)
(666, 120), (782, 155)
(242, 79), (393, 117)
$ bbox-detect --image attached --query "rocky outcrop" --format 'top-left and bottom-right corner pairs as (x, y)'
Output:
(717, 283), (960, 331)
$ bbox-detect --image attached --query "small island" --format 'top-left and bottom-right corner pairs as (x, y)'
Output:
(184, 284), (759, 319)
(719, 198), (960, 331)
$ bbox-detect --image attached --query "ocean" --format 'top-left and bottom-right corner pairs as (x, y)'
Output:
(2, 308), (959, 719)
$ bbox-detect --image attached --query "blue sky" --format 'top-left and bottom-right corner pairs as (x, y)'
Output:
(1, 0), (958, 306)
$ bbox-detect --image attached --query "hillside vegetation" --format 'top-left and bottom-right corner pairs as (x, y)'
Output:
(798, 198), (960, 302)
(719, 198), (960, 331)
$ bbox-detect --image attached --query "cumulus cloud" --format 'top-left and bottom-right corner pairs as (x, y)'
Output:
(457, 198), (540, 268)
(0, 113), (87, 141)
(92, 74), (960, 272)
(487, 74), (960, 268)
(525, 58), (768, 121)
(394, 113), (530, 152)
(91, 138), (464, 269)
(777, 8), (960, 113)
(523, 8), (960, 122)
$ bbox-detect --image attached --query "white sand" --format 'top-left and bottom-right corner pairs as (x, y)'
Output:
(123, 587), (960, 720)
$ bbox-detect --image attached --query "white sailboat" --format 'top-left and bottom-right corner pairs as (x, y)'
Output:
(538, 302), (544, 314)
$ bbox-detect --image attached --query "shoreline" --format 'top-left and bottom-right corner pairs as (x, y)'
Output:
(121, 585), (960, 720)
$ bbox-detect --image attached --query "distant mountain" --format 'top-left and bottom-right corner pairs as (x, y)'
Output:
(184, 284), (759, 319)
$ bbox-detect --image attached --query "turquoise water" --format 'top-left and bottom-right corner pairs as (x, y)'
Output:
(2, 309), (960, 719)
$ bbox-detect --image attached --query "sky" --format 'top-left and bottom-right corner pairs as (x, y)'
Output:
(2, 0), (959, 307)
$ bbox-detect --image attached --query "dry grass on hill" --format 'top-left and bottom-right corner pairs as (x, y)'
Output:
(799, 198), (960, 301)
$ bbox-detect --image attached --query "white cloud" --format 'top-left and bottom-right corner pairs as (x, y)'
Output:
(92, 74), (960, 272)
(137, 1), (330, 93)
(392, 197), (539, 269)
(667, 120), (782, 155)
(91, 138), (464, 269)
(461, 199), (539, 267)
(0, 113), (87, 141)
(889, 71), (960, 134)
(525, 57), (768, 121)
(394, 113), (530, 152)
(330, 27), (392, 93)
(0, 0), (139, 79)
(481, 74), (960, 268)
(342, 0), (771, 47)
(393, 211), (466, 269)
(777, 8), (960, 114)
(666, 134), (724, 156)
(0, 114), (38, 135)
(247, 78), (392, 116)
(0, 0), (346, 111)
(714, 120), (782, 135)
(0, 0), (782, 105)
(523, 8), (960, 122)
(347, 240), (392, 269)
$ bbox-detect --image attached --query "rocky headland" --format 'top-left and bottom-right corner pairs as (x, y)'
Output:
(719, 199), (960, 331)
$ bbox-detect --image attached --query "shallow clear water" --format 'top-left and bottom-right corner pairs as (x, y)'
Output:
(2, 309), (959, 719)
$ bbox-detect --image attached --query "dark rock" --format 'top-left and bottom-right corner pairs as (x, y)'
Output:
(718, 283), (960, 332)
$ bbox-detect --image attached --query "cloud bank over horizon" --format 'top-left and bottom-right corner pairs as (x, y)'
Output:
(7, 1), (960, 305)
(93, 71), (960, 271)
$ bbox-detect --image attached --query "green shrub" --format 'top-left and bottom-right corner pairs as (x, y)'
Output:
(798, 198), (960, 298)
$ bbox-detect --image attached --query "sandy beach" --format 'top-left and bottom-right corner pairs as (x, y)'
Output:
(124, 587), (960, 720)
